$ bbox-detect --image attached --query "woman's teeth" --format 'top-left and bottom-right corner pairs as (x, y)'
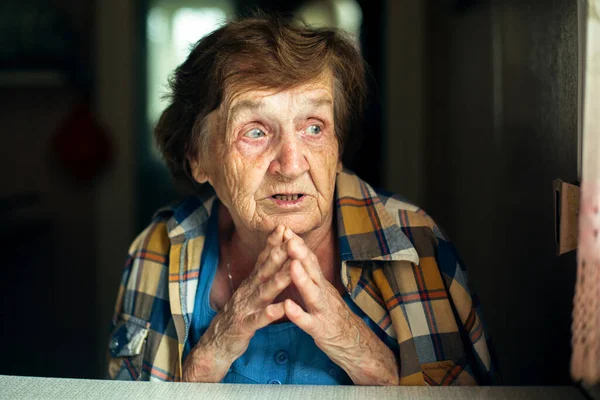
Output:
(274, 194), (300, 201)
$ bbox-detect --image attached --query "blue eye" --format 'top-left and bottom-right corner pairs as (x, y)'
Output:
(244, 128), (266, 138)
(306, 125), (321, 135)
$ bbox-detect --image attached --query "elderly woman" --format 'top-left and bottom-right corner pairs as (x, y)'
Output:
(107, 15), (498, 385)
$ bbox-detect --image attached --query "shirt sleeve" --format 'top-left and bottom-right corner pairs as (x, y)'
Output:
(435, 236), (503, 385)
(106, 219), (171, 381)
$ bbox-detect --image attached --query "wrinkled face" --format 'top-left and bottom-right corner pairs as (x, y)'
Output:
(193, 75), (340, 236)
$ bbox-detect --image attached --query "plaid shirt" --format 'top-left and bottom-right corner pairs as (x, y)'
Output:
(107, 170), (500, 385)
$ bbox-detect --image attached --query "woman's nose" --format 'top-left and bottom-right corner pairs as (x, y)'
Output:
(268, 133), (309, 179)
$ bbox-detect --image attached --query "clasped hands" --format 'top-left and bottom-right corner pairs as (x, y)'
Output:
(183, 225), (399, 385)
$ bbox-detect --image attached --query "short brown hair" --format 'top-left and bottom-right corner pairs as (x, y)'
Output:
(154, 14), (367, 192)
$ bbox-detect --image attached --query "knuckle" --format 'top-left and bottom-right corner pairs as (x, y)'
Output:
(255, 269), (269, 283)
(274, 272), (288, 288)
(256, 250), (269, 265)
(269, 248), (285, 265)
(257, 284), (271, 303)
(267, 251), (278, 264)
(267, 234), (280, 247)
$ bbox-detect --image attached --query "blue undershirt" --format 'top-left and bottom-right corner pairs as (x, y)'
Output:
(183, 202), (398, 385)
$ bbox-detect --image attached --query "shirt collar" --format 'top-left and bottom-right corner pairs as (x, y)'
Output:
(335, 170), (419, 264)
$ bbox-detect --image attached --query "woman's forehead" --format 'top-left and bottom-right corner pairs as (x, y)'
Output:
(223, 72), (335, 114)
(231, 89), (332, 117)
(231, 82), (332, 111)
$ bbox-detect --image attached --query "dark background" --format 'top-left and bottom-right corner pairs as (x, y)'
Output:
(0, 0), (580, 385)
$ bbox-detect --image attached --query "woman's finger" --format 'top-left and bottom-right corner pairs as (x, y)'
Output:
(256, 224), (286, 265)
(253, 242), (289, 284)
(283, 227), (295, 241)
(284, 299), (315, 335)
(290, 260), (323, 311)
(285, 234), (322, 283)
(249, 302), (286, 331)
(252, 260), (292, 306)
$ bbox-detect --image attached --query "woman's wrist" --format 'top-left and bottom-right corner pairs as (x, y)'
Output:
(183, 314), (238, 382)
(182, 338), (232, 382)
(329, 315), (400, 386)
(342, 350), (400, 386)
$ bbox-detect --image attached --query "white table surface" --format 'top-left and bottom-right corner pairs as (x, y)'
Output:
(0, 375), (587, 400)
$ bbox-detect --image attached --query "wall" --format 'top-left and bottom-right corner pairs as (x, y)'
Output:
(0, 0), (137, 378)
(93, 0), (137, 378)
(0, 1), (98, 378)
(385, 1), (426, 206)
(423, 0), (578, 385)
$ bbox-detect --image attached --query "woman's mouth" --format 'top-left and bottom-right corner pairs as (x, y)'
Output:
(272, 194), (303, 201)
(271, 193), (305, 205)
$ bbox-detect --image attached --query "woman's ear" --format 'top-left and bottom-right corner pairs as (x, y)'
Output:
(188, 156), (209, 184)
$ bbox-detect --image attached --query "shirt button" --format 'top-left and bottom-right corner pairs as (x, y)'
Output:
(109, 338), (120, 356)
(328, 367), (338, 377)
(267, 379), (281, 384)
(275, 351), (289, 365)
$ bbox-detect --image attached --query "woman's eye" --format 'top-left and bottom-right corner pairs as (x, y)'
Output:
(243, 128), (266, 138)
(305, 125), (322, 135)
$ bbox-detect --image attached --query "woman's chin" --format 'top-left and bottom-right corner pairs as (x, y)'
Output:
(255, 214), (322, 235)
(248, 199), (332, 235)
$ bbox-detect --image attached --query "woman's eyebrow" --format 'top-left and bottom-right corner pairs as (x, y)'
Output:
(303, 97), (333, 108)
(227, 97), (332, 126)
(293, 97), (334, 126)
(228, 100), (264, 123)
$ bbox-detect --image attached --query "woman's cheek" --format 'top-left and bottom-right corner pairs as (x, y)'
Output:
(231, 144), (272, 177)
(307, 138), (338, 165)
(224, 151), (269, 193)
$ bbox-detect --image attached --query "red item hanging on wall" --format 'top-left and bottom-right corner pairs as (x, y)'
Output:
(52, 102), (113, 183)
